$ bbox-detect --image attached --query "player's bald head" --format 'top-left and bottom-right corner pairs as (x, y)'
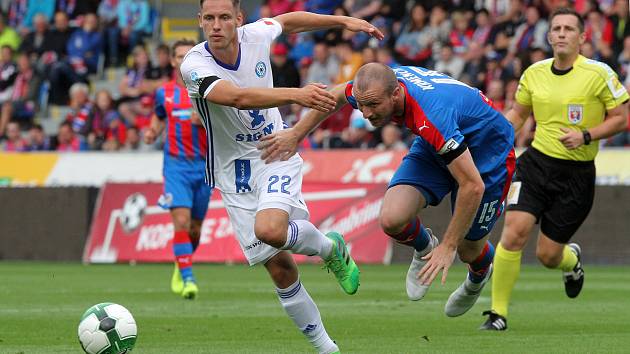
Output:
(354, 63), (398, 96)
(200, 0), (240, 10)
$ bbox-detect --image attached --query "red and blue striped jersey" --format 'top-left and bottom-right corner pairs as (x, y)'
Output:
(155, 80), (207, 160)
(345, 66), (514, 175)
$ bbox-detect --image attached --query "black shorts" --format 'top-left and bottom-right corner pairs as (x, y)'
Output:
(506, 148), (595, 243)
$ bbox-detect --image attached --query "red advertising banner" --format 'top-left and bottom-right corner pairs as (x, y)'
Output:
(84, 182), (392, 264)
(300, 150), (406, 183)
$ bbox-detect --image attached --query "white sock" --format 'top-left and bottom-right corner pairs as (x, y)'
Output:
(276, 279), (339, 354)
(282, 220), (333, 260)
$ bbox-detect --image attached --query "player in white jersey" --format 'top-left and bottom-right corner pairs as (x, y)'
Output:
(180, 1), (384, 353)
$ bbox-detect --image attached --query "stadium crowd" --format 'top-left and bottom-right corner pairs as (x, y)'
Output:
(0, 0), (629, 152)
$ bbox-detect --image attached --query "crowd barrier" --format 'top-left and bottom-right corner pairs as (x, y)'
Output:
(1, 150), (629, 263)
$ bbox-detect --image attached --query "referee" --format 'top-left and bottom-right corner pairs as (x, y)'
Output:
(481, 7), (629, 331)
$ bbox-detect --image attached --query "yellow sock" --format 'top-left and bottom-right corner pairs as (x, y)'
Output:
(557, 245), (578, 272)
(491, 243), (522, 317)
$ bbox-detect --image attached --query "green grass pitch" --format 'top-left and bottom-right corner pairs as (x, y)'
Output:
(1, 262), (629, 353)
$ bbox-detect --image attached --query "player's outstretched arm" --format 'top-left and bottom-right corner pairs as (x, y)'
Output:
(274, 11), (384, 39)
(258, 83), (348, 163)
(419, 149), (484, 286)
(206, 80), (336, 112)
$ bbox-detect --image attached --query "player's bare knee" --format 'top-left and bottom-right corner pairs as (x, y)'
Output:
(379, 214), (407, 238)
(172, 214), (190, 231)
(500, 227), (528, 251)
(536, 248), (561, 268)
(254, 220), (287, 248)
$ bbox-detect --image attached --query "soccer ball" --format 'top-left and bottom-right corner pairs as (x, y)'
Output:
(78, 303), (137, 354)
(120, 193), (147, 233)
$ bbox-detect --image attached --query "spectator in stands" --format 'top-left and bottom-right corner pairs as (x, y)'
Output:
(137, 43), (173, 94)
(460, 42), (486, 89)
(610, 0), (630, 55)
(394, 3), (432, 65)
(427, 5), (451, 62)
(483, 51), (507, 92)
(0, 45), (17, 135)
(56, 121), (83, 151)
(376, 47), (398, 68)
(435, 44), (465, 79)
(19, 13), (53, 61)
(117, 45), (155, 124)
(267, 0), (301, 17)
(99, 0), (122, 66)
(345, 0), (382, 20)
(619, 36), (630, 85)
(121, 125), (143, 151)
(376, 123), (407, 151)
(379, 0), (406, 24)
(361, 46), (377, 64)
(335, 40), (363, 83)
(65, 83), (94, 142)
(449, 10), (473, 55)
(329, 115), (375, 149)
(1, 121), (27, 151)
(21, 0), (55, 35)
(480, 0), (511, 20)
(132, 95), (153, 132)
(581, 39), (597, 59)
(585, 9), (615, 66)
(491, 0), (524, 39)
(56, 0), (100, 24)
(271, 42), (300, 88)
(44, 12), (73, 68)
(486, 79), (506, 113)
(0, 14), (21, 52)
(6, 0), (28, 30)
(150, 44), (174, 80)
(25, 123), (52, 151)
(90, 89), (124, 150)
(304, 0), (342, 15)
(472, 8), (492, 46)
(509, 6), (549, 56)
(306, 42), (339, 87)
(117, 0), (152, 55)
(0, 53), (39, 134)
(48, 13), (103, 105)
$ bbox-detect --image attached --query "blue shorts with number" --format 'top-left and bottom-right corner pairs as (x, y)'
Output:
(160, 155), (212, 220)
(389, 138), (515, 241)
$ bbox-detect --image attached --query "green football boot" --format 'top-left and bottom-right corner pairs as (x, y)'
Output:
(181, 281), (198, 300)
(323, 232), (360, 295)
(171, 263), (184, 294)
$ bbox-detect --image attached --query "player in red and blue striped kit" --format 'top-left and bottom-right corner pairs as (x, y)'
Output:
(145, 40), (212, 300)
(260, 62), (516, 317)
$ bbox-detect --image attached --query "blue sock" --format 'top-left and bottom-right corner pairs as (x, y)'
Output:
(392, 217), (431, 253)
(173, 230), (195, 282)
(468, 241), (494, 283)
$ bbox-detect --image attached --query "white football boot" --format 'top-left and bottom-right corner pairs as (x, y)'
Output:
(444, 264), (493, 317)
(405, 229), (439, 301)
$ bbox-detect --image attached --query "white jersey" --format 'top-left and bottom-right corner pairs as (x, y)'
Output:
(181, 18), (288, 193)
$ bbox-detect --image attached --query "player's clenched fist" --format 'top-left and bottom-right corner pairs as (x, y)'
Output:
(294, 83), (336, 112)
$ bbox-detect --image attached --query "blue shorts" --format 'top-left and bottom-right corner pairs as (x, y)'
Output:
(160, 155), (212, 220)
(389, 139), (515, 241)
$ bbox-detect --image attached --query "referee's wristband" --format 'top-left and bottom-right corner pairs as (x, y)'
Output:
(582, 130), (592, 145)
